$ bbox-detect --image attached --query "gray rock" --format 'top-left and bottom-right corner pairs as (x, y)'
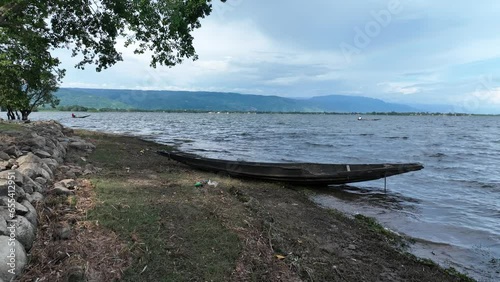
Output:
(62, 127), (74, 135)
(20, 200), (37, 227)
(19, 181), (33, 195)
(17, 153), (53, 181)
(33, 149), (51, 159)
(0, 170), (24, 184)
(44, 138), (56, 149)
(64, 171), (77, 179)
(18, 165), (51, 182)
(41, 158), (58, 171)
(0, 197), (9, 206)
(0, 216), (7, 235)
(58, 179), (77, 189)
(40, 162), (53, 177)
(7, 159), (18, 168)
(0, 161), (9, 171)
(57, 165), (70, 173)
(22, 176), (44, 194)
(34, 176), (47, 186)
(68, 136), (83, 142)
(0, 235), (27, 281)
(0, 171), (26, 201)
(0, 151), (10, 161)
(68, 168), (82, 177)
(55, 142), (67, 160)
(16, 187), (26, 201)
(25, 193), (33, 203)
(9, 216), (35, 251)
(0, 207), (13, 222)
(26, 134), (46, 149)
(4, 146), (22, 158)
(52, 185), (75, 196)
(31, 192), (44, 202)
(16, 153), (39, 167)
(69, 141), (96, 151)
(0, 179), (12, 198)
(14, 202), (29, 216)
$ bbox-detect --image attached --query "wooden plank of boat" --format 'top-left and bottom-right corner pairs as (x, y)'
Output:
(157, 150), (424, 186)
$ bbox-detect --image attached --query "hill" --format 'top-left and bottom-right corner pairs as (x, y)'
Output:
(51, 88), (134, 109)
(306, 95), (416, 112)
(51, 88), (420, 113)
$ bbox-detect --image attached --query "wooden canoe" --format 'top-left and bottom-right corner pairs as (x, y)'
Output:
(158, 150), (423, 186)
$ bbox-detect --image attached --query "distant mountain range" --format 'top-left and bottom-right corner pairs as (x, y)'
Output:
(51, 88), (435, 113)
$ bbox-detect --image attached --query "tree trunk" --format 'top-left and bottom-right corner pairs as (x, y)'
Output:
(15, 111), (20, 120)
(6, 109), (15, 120)
(20, 109), (31, 121)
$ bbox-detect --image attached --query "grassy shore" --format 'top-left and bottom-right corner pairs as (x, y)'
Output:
(23, 128), (474, 281)
(0, 122), (24, 131)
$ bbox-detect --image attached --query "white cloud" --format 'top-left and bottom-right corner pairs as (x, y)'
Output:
(264, 76), (304, 86)
(469, 87), (500, 104)
(63, 17), (348, 92)
(378, 82), (420, 95)
(49, 1), (500, 113)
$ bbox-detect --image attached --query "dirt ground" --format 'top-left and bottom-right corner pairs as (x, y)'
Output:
(20, 129), (473, 281)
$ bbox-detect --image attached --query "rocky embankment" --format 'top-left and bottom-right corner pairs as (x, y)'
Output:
(0, 121), (98, 281)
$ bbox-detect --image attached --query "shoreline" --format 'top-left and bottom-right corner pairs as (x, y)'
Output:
(1, 120), (478, 281)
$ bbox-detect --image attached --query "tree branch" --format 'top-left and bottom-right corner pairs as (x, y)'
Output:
(0, 1), (25, 27)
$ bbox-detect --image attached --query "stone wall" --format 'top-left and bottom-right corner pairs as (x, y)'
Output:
(0, 121), (97, 281)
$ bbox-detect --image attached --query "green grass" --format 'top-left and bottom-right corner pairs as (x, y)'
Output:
(78, 131), (242, 280)
(354, 214), (390, 235)
(74, 132), (139, 168)
(445, 267), (476, 282)
(88, 177), (241, 281)
(0, 122), (24, 131)
(354, 214), (408, 248)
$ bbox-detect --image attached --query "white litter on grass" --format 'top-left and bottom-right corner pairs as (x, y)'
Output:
(207, 179), (219, 188)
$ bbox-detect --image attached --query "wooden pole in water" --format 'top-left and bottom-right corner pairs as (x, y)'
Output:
(384, 174), (387, 192)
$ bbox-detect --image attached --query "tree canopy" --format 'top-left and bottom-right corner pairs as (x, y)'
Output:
(0, 0), (225, 120)
(0, 0), (225, 71)
(0, 27), (64, 119)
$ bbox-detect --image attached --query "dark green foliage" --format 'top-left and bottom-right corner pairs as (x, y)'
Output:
(0, 0), (225, 71)
(0, 24), (64, 120)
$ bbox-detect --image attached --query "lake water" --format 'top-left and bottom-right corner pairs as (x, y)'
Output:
(30, 112), (499, 281)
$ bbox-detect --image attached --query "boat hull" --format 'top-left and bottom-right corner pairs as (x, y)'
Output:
(158, 151), (423, 185)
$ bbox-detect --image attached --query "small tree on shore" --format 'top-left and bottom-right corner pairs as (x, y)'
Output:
(0, 28), (64, 120)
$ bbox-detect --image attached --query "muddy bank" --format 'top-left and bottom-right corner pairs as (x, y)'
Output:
(1, 121), (474, 281)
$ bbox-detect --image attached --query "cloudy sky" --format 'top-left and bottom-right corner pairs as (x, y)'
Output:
(55, 0), (500, 114)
